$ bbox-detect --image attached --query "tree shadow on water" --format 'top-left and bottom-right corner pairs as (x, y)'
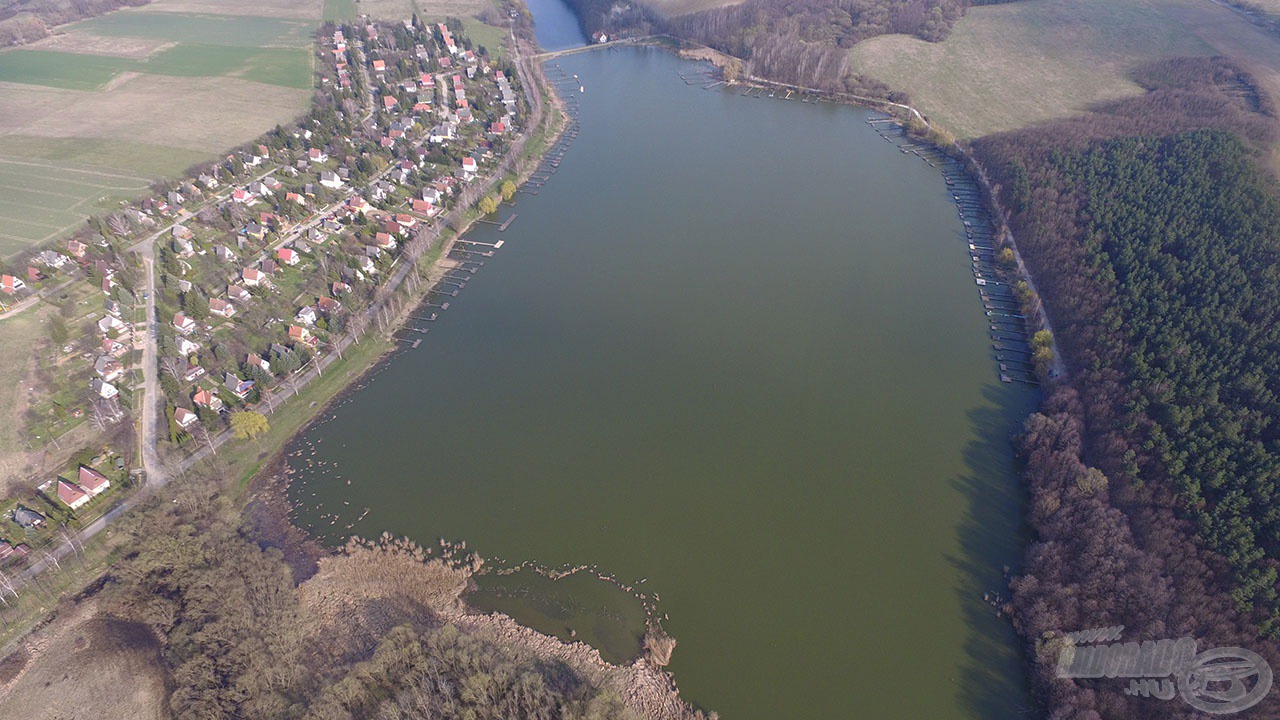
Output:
(947, 382), (1044, 719)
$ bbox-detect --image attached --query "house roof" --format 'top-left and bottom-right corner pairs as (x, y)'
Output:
(57, 479), (88, 507)
(78, 465), (109, 493)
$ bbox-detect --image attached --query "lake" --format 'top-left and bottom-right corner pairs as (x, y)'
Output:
(287, 11), (1039, 718)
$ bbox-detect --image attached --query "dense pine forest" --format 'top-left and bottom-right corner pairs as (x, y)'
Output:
(975, 57), (1280, 718)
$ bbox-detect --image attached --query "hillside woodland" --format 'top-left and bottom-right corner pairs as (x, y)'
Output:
(562, 0), (1014, 94)
(974, 57), (1280, 718)
(0, 0), (150, 46)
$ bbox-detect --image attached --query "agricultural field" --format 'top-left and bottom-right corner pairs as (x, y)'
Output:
(0, 0), (324, 255)
(847, 0), (1280, 140)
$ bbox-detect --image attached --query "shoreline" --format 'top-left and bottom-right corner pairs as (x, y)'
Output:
(239, 23), (714, 720)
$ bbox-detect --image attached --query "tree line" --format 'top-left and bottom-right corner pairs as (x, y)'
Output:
(973, 57), (1280, 718)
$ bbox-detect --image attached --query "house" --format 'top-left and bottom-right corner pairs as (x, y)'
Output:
(66, 239), (87, 258)
(263, 176), (282, 192)
(175, 407), (198, 430)
(91, 378), (118, 399)
(277, 247), (300, 266)
(214, 244), (236, 262)
(57, 479), (90, 510)
(308, 148), (328, 162)
(374, 232), (397, 250)
(317, 296), (342, 313)
(173, 312), (196, 335)
(242, 268), (265, 286)
(288, 324), (311, 342)
(320, 171), (343, 189)
(244, 223), (267, 241)
(78, 466), (110, 496)
(295, 306), (318, 325)
(177, 336), (200, 356)
(12, 505), (44, 529)
(382, 219), (403, 236)
(1, 274), (26, 294)
(347, 195), (369, 214)
(104, 299), (121, 316)
(461, 156), (477, 175)
(26, 266), (43, 283)
(357, 256), (376, 275)
(232, 188), (254, 203)
(168, 190), (185, 207)
(225, 372), (255, 399)
(94, 356), (124, 382)
(209, 298), (235, 318)
(38, 250), (69, 269)
(97, 315), (126, 335)
(286, 192), (306, 206)
(183, 363), (206, 382)
(262, 259), (280, 275)
(489, 121), (506, 135)
(102, 336), (128, 357)
(421, 187), (442, 205)
(227, 285), (251, 304)
(411, 198), (435, 214)
(383, 95), (398, 110)
(246, 353), (271, 372)
(332, 281), (350, 296)
(193, 389), (223, 411)
(394, 213), (416, 229)
(592, 30), (609, 43)
(372, 59), (386, 73)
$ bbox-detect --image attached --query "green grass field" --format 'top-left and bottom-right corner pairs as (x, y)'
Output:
(847, 0), (1280, 142)
(847, 0), (1234, 139)
(0, 50), (135, 90)
(69, 11), (316, 48)
(0, 155), (154, 254)
(323, 0), (359, 22)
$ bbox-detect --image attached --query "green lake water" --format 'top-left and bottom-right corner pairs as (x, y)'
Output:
(287, 38), (1039, 719)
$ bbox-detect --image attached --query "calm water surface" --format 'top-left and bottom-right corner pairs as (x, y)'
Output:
(288, 40), (1038, 719)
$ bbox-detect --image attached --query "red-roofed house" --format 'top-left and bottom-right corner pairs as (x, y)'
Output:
(461, 157), (477, 175)
(1, 274), (24, 294)
(242, 268), (265, 286)
(193, 389), (223, 412)
(175, 407), (198, 430)
(277, 247), (300, 266)
(383, 95), (398, 109)
(173, 313), (196, 335)
(288, 325), (315, 345)
(394, 213), (417, 229)
(372, 59), (386, 73)
(489, 121), (506, 135)
(78, 466), (110, 496)
(67, 239), (87, 258)
(57, 480), (90, 510)
(411, 198), (435, 214)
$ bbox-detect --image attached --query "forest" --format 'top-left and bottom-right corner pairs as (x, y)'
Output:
(975, 57), (1280, 718)
(674, 0), (976, 91)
